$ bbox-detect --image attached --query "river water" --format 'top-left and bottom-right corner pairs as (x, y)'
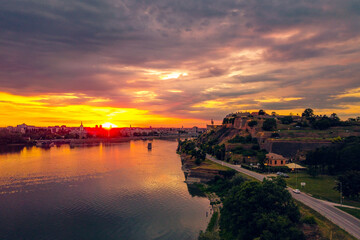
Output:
(0, 139), (210, 240)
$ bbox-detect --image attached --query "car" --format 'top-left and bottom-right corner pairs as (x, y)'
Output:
(276, 172), (283, 175)
(282, 174), (289, 178)
(293, 189), (301, 194)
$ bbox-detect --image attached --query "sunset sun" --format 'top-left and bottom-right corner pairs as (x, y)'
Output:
(102, 122), (118, 129)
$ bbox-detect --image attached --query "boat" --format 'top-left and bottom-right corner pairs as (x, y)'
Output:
(147, 143), (152, 149)
(36, 141), (55, 148)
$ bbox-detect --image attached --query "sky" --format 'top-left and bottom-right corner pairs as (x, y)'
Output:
(1, 0), (360, 127)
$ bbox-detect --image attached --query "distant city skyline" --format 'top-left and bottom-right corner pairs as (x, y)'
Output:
(1, 1), (360, 127)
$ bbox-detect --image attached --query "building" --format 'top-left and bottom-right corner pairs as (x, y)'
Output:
(266, 153), (288, 166)
(70, 122), (87, 138)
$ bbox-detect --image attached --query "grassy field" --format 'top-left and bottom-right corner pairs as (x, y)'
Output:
(336, 206), (360, 220)
(286, 173), (360, 207)
(192, 159), (233, 171)
(296, 200), (357, 240)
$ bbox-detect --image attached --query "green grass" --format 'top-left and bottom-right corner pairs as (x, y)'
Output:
(296, 200), (357, 240)
(286, 173), (360, 207)
(336, 206), (360, 220)
(192, 159), (233, 171)
(206, 212), (219, 232)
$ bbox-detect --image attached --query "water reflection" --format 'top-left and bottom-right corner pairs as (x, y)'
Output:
(0, 140), (209, 240)
(0, 144), (27, 155)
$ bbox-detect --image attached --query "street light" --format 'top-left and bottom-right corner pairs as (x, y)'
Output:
(295, 162), (298, 189)
(340, 181), (343, 206)
(336, 180), (343, 206)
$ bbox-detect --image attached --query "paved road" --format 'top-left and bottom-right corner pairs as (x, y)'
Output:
(207, 154), (360, 239)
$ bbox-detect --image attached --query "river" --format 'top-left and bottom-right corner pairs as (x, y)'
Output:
(0, 139), (210, 240)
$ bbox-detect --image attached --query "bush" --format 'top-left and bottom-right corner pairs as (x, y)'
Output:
(262, 118), (277, 131)
(270, 132), (280, 138)
(336, 171), (360, 198)
(242, 165), (290, 173)
(280, 116), (294, 124)
(301, 216), (316, 225)
(195, 158), (202, 165)
(206, 212), (219, 232)
(198, 231), (220, 240)
(251, 144), (260, 150)
(248, 120), (258, 127)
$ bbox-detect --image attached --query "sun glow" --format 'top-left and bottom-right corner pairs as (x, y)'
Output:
(102, 122), (118, 129)
(160, 72), (188, 80)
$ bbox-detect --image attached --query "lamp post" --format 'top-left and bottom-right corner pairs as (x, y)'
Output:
(340, 181), (343, 206)
(295, 162), (298, 189)
(336, 180), (343, 206)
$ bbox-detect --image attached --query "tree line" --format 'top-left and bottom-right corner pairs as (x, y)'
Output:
(305, 136), (360, 198)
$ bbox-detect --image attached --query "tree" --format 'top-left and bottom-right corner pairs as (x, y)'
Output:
(330, 113), (339, 120)
(214, 144), (226, 160)
(302, 108), (314, 118)
(220, 178), (304, 240)
(257, 151), (266, 169)
(312, 118), (331, 130)
(304, 136), (360, 174)
(198, 231), (220, 240)
(248, 120), (258, 127)
(258, 109), (266, 115)
(271, 132), (280, 138)
(280, 116), (293, 124)
(336, 171), (360, 198)
(262, 119), (277, 131)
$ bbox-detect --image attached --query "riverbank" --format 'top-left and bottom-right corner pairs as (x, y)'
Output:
(178, 151), (231, 239)
(1, 134), (196, 148)
(198, 188), (222, 240)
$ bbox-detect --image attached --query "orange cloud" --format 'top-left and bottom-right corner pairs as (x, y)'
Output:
(0, 92), (205, 127)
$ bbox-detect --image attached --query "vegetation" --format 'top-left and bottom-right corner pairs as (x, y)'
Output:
(258, 109), (266, 115)
(198, 231), (220, 240)
(280, 116), (294, 124)
(222, 117), (235, 124)
(248, 120), (258, 127)
(206, 212), (219, 232)
(220, 178), (304, 240)
(241, 164), (290, 174)
(262, 118), (277, 131)
(270, 132), (280, 138)
(285, 172), (360, 207)
(178, 139), (206, 165)
(296, 200), (357, 240)
(0, 130), (28, 145)
(197, 127), (231, 160)
(305, 136), (360, 175)
(228, 134), (257, 144)
(336, 206), (360, 220)
(336, 171), (360, 198)
(202, 175), (304, 240)
(192, 159), (233, 171)
(302, 108), (314, 118)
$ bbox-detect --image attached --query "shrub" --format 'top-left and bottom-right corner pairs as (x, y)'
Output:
(302, 216), (316, 225)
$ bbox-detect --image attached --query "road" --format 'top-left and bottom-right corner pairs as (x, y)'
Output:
(206, 154), (360, 239)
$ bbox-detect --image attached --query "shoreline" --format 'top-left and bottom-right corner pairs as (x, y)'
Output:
(1, 135), (194, 147)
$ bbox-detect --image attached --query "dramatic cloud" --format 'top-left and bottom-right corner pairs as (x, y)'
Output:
(1, 0), (360, 126)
